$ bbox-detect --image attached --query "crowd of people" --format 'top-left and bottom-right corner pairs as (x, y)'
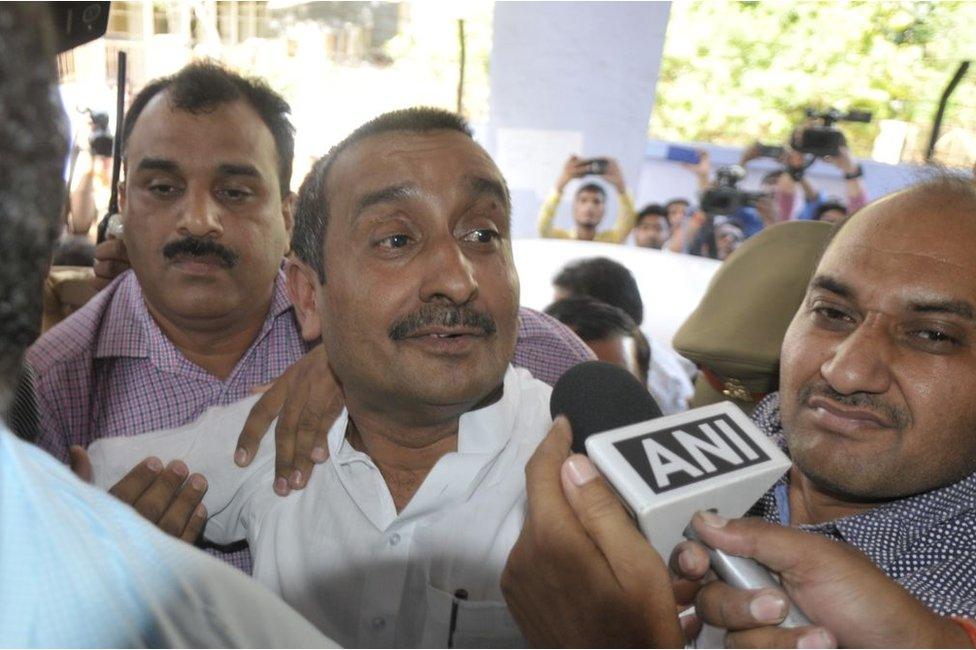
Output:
(3, 4), (976, 648)
(537, 135), (869, 262)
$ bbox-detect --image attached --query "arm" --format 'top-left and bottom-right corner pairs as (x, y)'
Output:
(87, 395), (273, 545)
(538, 155), (586, 239)
(667, 209), (706, 253)
(596, 158), (637, 243)
(536, 189), (571, 239)
(670, 513), (973, 648)
(686, 150), (711, 192)
(236, 344), (344, 495)
(831, 147), (868, 213)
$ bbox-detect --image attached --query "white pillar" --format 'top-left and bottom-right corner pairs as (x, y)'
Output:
(485, 1), (671, 238)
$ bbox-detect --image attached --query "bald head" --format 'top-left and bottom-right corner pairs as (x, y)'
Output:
(830, 173), (976, 255)
(778, 172), (976, 502)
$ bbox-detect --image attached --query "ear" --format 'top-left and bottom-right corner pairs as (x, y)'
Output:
(285, 257), (323, 342)
(281, 192), (296, 255)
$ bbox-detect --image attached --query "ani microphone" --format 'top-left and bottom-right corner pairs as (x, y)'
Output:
(550, 361), (811, 629)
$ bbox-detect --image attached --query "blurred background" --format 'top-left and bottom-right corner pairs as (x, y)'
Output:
(56, 0), (976, 236)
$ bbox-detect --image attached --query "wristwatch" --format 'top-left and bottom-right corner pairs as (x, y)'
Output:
(844, 165), (864, 180)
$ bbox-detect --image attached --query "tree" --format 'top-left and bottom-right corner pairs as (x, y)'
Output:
(651, 1), (976, 164)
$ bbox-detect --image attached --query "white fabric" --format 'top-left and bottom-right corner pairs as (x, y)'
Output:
(0, 425), (333, 648)
(90, 366), (553, 648)
(648, 337), (695, 415)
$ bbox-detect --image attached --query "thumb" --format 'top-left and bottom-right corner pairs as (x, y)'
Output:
(69, 445), (94, 484)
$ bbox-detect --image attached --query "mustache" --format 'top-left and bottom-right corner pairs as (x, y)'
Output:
(162, 236), (239, 268)
(799, 383), (911, 431)
(389, 304), (497, 340)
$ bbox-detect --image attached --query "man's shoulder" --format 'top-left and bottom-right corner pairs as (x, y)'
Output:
(27, 271), (138, 375)
(0, 429), (330, 647)
(515, 307), (594, 386)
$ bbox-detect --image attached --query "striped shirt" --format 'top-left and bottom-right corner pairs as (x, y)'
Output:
(749, 392), (976, 617)
(27, 269), (593, 572)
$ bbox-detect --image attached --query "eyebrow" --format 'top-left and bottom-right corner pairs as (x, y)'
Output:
(908, 299), (974, 320)
(135, 157), (179, 173)
(467, 175), (510, 210)
(134, 159), (261, 180)
(812, 274), (974, 320)
(809, 275), (854, 299)
(216, 163), (261, 179)
(354, 183), (417, 219)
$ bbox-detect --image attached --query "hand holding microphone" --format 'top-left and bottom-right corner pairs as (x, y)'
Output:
(549, 362), (809, 628)
(504, 362), (964, 648)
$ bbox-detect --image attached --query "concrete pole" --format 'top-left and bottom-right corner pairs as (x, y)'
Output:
(485, 1), (671, 238)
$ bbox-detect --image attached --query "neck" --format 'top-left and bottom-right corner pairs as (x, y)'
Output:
(145, 292), (273, 380)
(575, 224), (597, 240)
(346, 411), (460, 513)
(787, 466), (883, 525)
(343, 383), (504, 513)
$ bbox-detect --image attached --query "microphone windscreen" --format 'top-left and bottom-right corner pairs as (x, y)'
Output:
(550, 361), (663, 453)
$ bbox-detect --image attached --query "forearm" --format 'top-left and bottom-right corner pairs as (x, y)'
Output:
(537, 189), (563, 237)
(601, 191), (637, 243)
(798, 177), (817, 203)
(846, 179), (868, 213)
(88, 397), (268, 543)
(69, 171), (98, 235)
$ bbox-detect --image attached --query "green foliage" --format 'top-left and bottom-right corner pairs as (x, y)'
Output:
(650, 1), (976, 157)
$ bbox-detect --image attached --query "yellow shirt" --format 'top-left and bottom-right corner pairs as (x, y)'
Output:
(536, 188), (637, 243)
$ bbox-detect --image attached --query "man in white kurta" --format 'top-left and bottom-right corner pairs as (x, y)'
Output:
(91, 366), (551, 647)
(88, 108), (560, 648)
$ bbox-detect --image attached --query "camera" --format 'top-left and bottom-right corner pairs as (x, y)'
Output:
(794, 108), (872, 158)
(86, 109), (114, 158)
(699, 165), (768, 215)
(582, 158), (608, 176)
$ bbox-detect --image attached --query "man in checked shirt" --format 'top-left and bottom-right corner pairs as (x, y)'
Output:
(27, 62), (592, 575)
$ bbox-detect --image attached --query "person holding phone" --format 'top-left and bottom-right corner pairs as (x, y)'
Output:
(537, 155), (637, 243)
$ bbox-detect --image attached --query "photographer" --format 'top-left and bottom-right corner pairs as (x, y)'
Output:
(789, 144), (868, 222)
(537, 154), (637, 243)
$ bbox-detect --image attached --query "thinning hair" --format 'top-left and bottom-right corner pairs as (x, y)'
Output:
(291, 107), (508, 282)
(0, 4), (69, 409)
(123, 61), (295, 197)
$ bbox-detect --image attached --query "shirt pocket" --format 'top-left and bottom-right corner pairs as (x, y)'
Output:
(421, 582), (526, 648)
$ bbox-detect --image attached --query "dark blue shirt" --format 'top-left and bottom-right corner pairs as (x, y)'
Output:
(748, 392), (976, 617)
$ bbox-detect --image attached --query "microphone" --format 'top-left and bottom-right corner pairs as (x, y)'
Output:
(550, 361), (811, 629)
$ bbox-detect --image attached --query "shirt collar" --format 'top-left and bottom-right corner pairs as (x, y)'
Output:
(753, 391), (976, 561)
(328, 365), (522, 462)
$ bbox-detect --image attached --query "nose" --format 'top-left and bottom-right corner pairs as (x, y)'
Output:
(418, 234), (478, 305)
(175, 184), (223, 239)
(819, 315), (893, 396)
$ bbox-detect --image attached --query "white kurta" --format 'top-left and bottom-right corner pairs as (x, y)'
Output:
(90, 366), (553, 648)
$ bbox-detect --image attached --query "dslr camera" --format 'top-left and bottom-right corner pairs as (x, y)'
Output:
(699, 165), (768, 215)
(794, 107), (872, 158)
